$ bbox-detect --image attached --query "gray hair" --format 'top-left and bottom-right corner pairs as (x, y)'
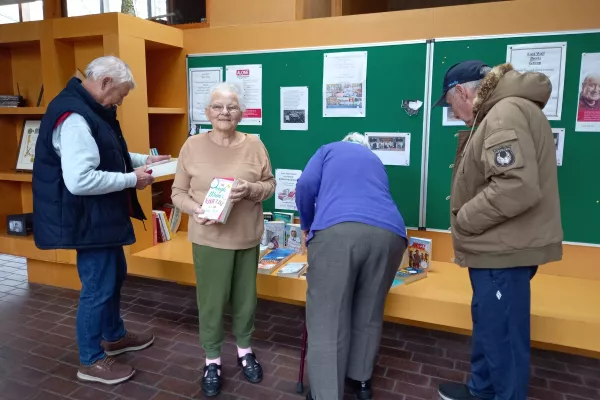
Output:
(85, 56), (136, 89)
(342, 132), (370, 148)
(206, 82), (247, 112)
(447, 65), (492, 98)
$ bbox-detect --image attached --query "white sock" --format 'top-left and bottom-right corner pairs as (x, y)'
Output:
(205, 357), (221, 376)
(237, 347), (253, 366)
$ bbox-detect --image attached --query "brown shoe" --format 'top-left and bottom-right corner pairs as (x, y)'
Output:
(77, 357), (135, 385)
(103, 331), (155, 356)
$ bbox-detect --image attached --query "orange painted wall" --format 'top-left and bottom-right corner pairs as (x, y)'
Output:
(209, 0), (298, 27)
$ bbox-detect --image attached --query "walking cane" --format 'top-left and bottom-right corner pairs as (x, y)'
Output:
(297, 319), (308, 393)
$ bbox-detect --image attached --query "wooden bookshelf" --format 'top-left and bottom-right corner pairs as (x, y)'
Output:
(0, 231), (55, 262)
(0, 107), (46, 115)
(154, 174), (175, 183)
(0, 172), (33, 182)
(148, 107), (186, 114)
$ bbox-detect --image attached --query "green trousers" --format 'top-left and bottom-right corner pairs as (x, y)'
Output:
(192, 243), (259, 359)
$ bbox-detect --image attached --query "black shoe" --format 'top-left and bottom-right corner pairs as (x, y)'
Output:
(439, 383), (482, 400)
(348, 378), (373, 400)
(201, 363), (221, 397)
(237, 353), (263, 384)
(306, 389), (313, 400)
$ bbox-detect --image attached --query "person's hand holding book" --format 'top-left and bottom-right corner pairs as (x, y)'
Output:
(192, 206), (217, 226)
(229, 179), (251, 203)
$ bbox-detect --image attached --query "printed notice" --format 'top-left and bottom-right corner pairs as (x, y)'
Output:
(575, 53), (600, 132)
(275, 169), (302, 211)
(442, 107), (466, 126)
(365, 132), (411, 166)
(507, 42), (567, 120)
(552, 128), (565, 166)
(189, 67), (223, 125)
(226, 64), (263, 125)
(281, 87), (309, 130)
(323, 51), (367, 118)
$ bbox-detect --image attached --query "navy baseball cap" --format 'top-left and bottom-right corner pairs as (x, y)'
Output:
(433, 60), (490, 107)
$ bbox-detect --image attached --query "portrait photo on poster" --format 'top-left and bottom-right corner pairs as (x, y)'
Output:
(575, 53), (600, 132)
(552, 128), (565, 166)
(365, 132), (411, 166)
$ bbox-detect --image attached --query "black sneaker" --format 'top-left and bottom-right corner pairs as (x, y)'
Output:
(201, 363), (221, 397)
(237, 353), (263, 384)
(348, 378), (373, 400)
(439, 383), (482, 400)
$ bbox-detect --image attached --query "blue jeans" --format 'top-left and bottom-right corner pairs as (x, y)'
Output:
(76, 247), (127, 365)
(467, 266), (538, 400)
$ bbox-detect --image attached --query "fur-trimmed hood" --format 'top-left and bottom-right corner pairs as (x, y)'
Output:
(472, 63), (552, 123)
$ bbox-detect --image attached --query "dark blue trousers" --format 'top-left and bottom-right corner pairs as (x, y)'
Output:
(76, 247), (128, 365)
(467, 266), (538, 400)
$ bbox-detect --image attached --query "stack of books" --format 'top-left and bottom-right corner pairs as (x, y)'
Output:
(391, 237), (432, 288)
(262, 211), (303, 254)
(0, 95), (24, 108)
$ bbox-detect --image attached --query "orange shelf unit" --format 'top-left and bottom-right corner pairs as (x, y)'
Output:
(0, 172), (33, 183)
(148, 107), (186, 115)
(0, 107), (46, 115)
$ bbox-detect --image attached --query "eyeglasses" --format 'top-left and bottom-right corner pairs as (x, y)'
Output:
(209, 104), (241, 114)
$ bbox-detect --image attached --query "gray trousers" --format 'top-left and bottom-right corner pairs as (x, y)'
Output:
(306, 222), (406, 400)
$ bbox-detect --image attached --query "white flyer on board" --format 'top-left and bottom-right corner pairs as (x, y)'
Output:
(275, 169), (302, 211)
(189, 67), (223, 125)
(552, 128), (565, 166)
(323, 51), (367, 118)
(281, 87), (309, 131)
(442, 107), (466, 126)
(365, 132), (411, 166)
(226, 64), (263, 125)
(506, 42), (567, 120)
(575, 52), (600, 132)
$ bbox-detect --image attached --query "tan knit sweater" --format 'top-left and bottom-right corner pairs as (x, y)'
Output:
(171, 133), (275, 250)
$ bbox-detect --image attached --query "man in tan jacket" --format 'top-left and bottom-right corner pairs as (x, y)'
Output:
(433, 60), (563, 400)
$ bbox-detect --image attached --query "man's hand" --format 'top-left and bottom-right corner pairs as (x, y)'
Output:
(147, 155), (171, 165)
(192, 206), (217, 226)
(134, 166), (154, 190)
(229, 179), (251, 203)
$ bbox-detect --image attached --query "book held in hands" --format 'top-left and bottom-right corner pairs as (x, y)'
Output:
(199, 177), (238, 223)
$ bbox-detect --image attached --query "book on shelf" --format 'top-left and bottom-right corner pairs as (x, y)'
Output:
(262, 220), (285, 249)
(277, 262), (308, 278)
(263, 212), (274, 221)
(285, 223), (303, 254)
(148, 158), (178, 178)
(391, 267), (427, 288)
(403, 237), (432, 270)
(159, 203), (182, 234)
(273, 212), (295, 225)
(152, 210), (172, 244)
(199, 177), (238, 223)
(258, 248), (295, 275)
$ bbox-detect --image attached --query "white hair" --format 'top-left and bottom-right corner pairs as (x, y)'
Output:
(342, 132), (370, 148)
(85, 56), (135, 89)
(206, 82), (247, 112)
(447, 65), (492, 98)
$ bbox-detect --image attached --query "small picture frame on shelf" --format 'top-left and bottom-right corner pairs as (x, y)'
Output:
(15, 120), (41, 172)
(6, 213), (33, 237)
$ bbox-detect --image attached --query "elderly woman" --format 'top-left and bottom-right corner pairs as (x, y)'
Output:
(296, 133), (407, 400)
(171, 83), (275, 397)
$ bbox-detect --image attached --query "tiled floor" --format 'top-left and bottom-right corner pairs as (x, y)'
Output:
(0, 254), (598, 400)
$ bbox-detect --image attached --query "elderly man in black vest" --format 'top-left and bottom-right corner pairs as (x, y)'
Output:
(32, 56), (169, 385)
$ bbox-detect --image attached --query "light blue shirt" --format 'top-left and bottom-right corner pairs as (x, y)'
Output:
(52, 113), (148, 196)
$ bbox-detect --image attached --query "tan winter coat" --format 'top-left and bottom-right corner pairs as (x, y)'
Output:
(450, 63), (563, 269)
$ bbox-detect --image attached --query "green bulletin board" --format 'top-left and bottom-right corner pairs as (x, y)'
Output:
(187, 42), (429, 228)
(426, 32), (600, 244)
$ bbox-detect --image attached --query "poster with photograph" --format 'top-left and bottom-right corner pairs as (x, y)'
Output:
(442, 107), (466, 126)
(189, 67), (223, 125)
(506, 42), (567, 120)
(365, 132), (411, 166)
(281, 87), (309, 131)
(575, 53), (600, 132)
(16, 120), (41, 171)
(323, 51), (367, 118)
(552, 128), (565, 166)
(226, 64), (263, 125)
(275, 169), (302, 211)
